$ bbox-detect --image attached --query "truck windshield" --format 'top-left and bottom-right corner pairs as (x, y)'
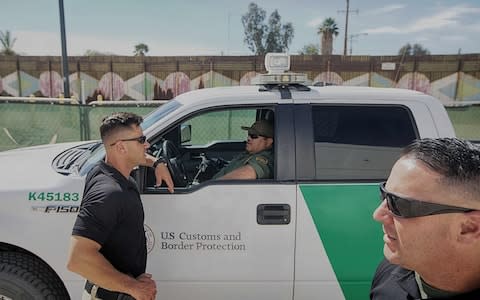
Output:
(78, 100), (182, 176)
(141, 100), (182, 130)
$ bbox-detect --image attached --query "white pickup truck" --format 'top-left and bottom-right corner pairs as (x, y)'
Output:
(0, 54), (455, 300)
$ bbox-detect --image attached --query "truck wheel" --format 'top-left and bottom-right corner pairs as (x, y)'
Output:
(0, 251), (70, 300)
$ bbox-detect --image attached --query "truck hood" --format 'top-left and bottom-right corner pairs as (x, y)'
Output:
(0, 141), (95, 190)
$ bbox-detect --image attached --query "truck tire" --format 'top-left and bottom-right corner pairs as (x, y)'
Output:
(0, 251), (70, 300)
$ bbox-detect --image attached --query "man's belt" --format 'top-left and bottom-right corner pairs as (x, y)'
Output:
(84, 280), (131, 300)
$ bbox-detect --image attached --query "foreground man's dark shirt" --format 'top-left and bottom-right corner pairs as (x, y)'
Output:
(371, 259), (480, 300)
(72, 161), (146, 277)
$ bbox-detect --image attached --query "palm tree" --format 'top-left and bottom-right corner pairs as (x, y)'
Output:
(0, 30), (17, 56)
(317, 18), (339, 55)
(133, 43), (149, 56)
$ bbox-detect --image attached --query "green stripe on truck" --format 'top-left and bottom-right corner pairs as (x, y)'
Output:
(300, 183), (385, 300)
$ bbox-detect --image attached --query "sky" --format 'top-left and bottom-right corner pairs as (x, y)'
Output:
(1, 0), (480, 57)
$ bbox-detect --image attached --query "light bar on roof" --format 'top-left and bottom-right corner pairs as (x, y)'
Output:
(254, 73), (308, 85)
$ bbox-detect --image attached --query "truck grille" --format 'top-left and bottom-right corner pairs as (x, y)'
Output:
(52, 142), (98, 174)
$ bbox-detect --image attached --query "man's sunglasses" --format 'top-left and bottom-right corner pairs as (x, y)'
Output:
(110, 135), (147, 146)
(379, 181), (476, 218)
(248, 131), (267, 139)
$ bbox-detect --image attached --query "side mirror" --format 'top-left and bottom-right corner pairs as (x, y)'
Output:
(181, 124), (192, 144)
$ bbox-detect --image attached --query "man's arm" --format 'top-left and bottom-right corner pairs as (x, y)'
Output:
(67, 235), (156, 300)
(218, 153), (272, 180)
(218, 164), (257, 179)
(144, 153), (174, 193)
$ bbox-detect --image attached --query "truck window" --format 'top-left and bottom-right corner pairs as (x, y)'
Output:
(181, 109), (256, 146)
(146, 107), (275, 188)
(312, 105), (418, 180)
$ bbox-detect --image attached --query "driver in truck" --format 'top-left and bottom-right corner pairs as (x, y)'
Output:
(213, 120), (274, 180)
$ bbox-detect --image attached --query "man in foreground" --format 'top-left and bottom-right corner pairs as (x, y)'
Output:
(371, 138), (480, 299)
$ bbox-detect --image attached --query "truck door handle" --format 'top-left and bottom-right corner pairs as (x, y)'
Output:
(257, 204), (290, 225)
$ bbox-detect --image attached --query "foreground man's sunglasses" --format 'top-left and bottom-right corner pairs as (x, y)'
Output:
(379, 181), (477, 218)
(110, 135), (147, 146)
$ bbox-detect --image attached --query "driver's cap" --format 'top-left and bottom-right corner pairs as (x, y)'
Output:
(241, 120), (273, 138)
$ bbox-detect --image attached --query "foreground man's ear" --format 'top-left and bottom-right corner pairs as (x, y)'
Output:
(458, 211), (480, 243)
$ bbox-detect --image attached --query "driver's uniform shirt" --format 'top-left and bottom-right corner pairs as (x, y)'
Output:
(213, 149), (273, 179)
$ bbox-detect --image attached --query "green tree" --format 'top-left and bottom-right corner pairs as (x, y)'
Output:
(241, 2), (294, 55)
(398, 43), (412, 56)
(0, 30), (17, 56)
(299, 43), (319, 55)
(317, 18), (339, 55)
(133, 43), (149, 56)
(398, 43), (430, 56)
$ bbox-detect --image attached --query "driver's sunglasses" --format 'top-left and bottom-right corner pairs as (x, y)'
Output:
(110, 135), (147, 146)
(379, 181), (476, 218)
(248, 131), (265, 139)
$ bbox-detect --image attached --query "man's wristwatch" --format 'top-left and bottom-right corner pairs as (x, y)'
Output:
(153, 157), (167, 169)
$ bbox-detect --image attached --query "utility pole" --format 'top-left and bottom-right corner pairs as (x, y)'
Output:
(58, 0), (70, 98)
(338, 0), (359, 56)
(227, 12), (231, 55)
(344, 0), (349, 56)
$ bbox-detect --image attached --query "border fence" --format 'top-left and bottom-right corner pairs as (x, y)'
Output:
(1, 54), (479, 104)
(0, 97), (479, 152)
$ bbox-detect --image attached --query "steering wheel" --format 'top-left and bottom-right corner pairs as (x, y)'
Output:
(161, 140), (188, 187)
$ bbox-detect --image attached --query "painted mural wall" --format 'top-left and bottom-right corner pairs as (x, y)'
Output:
(0, 55), (479, 105)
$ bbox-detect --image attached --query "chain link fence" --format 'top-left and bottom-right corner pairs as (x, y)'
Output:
(446, 106), (480, 142)
(184, 109), (257, 145)
(0, 100), (479, 152)
(0, 101), (158, 152)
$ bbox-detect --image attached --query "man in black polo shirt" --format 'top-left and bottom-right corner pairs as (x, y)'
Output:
(67, 112), (173, 300)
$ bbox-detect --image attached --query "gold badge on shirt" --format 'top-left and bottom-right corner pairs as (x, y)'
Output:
(256, 156), (268, 165)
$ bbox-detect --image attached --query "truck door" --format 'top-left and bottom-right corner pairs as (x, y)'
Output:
(139, 104), (297, 300)
(292, 104), (420, 300)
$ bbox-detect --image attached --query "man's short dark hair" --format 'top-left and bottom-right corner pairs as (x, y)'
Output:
(401, 138), (480, 199)
(100, 112), (143, 141)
